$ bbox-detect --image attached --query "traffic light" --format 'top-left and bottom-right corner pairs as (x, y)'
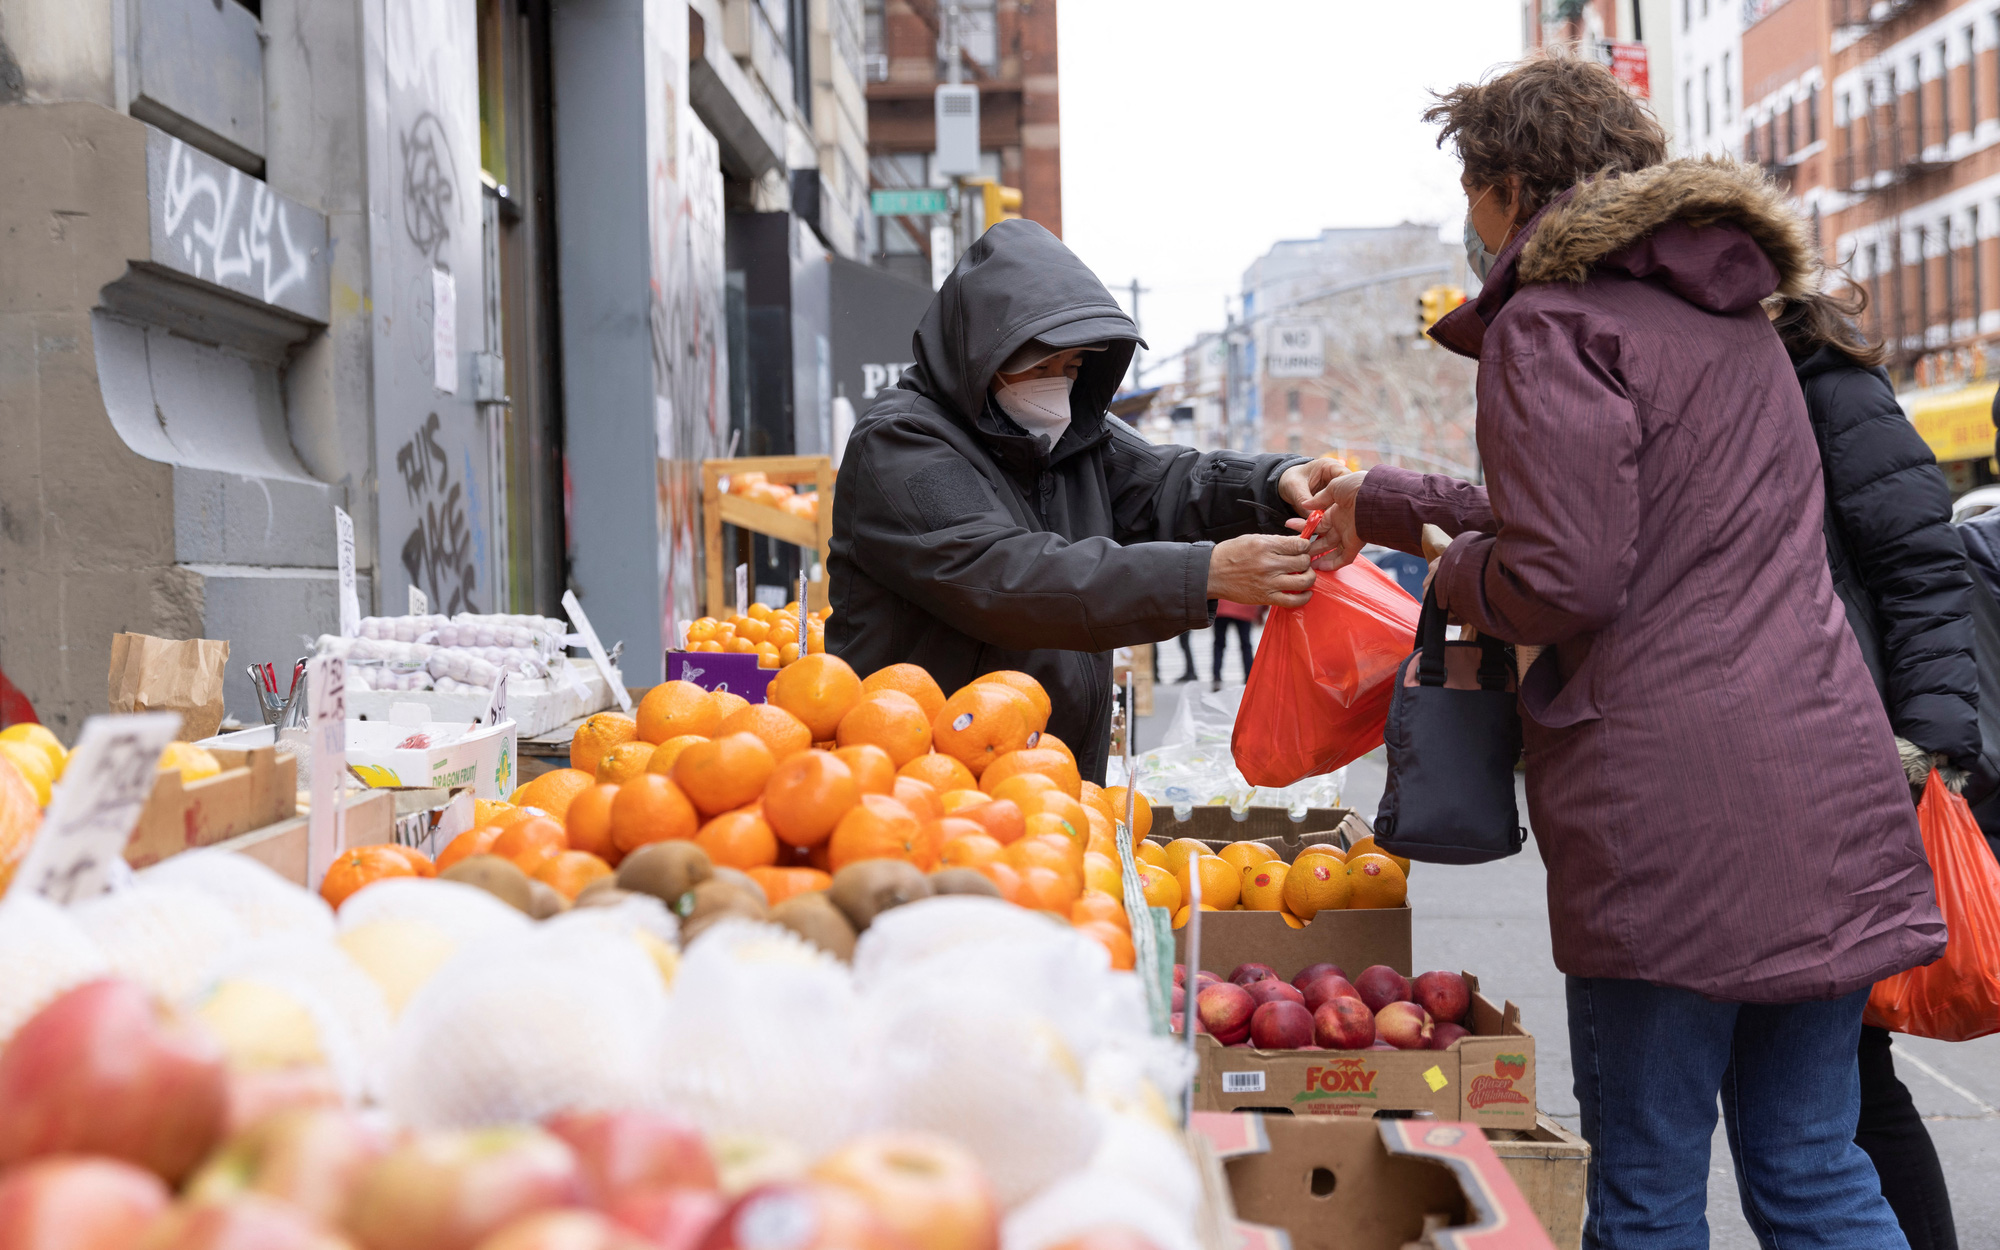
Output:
(962, 177), (1023, 234)
(1418, 285), (1468, 333)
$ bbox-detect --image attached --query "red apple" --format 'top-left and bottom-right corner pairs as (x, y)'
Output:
(1375, 1001), (1435, 1050)
(185, 1107), (385, 1226)
(221, 1068), (344, 1137)
(1290, 963), (1347, 994)
(1172, 965), (1187, 987)
(140, 1194), (349, 1249)
(698, 1182), (908, 1250)
(545, 1110), (716, 1208)
(608, 1188), (726, 1250)
(0, 1156), (171, 1250)
(1243, 980), (1305, 1009)
(1429, 1023), (1471, 1050)
(1192, 971), (1222, 990)
(1193, 983), (1255, 1046)
(474, 1210), (655, 1250)
(0, 979), (228, 1184)
(1353, 966), (1411, 1013)
(1412, 972), (1470, 1026)
(1169, 1013), (1184, 1034)
(343, 1127), (583, 1250)
(1248, 1001), (1313, 1050)
(1228, 963), (1278, 987)
(1299, 975), (1361, 1014)
(813, 1132), (995, 1250)
(1311, 998), (1375, 1050)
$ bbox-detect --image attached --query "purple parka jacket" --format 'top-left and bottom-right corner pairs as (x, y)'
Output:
(1357, 160), (1945, 1002)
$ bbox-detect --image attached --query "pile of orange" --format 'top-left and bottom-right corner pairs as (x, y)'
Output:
(682, 600), (830, 669)
(1130, 832), (1409, 929)
(728, 470), (820, 521)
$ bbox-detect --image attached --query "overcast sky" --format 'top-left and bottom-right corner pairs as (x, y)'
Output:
(1058, 1), (1525, 380)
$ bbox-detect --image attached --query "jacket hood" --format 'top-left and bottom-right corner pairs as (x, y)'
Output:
(1431, 159), (1814, 359)
(893, 219), (1141, 440)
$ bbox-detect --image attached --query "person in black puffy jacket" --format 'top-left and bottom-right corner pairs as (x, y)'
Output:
(1773, 283), (1972, 1250)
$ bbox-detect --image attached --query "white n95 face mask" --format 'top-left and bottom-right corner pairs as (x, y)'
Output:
(995, 377), (1075, 449)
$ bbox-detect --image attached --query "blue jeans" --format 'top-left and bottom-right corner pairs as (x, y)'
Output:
(1567, 977), (1906, 1249)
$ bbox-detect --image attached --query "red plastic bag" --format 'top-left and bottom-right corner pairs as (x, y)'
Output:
(1865, 771), (2000, 1041)
(1231, 555), (1419, 787)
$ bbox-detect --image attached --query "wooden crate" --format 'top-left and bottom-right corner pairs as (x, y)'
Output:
(125, 743), (298, 868)
(1487, 1116), (1588, 1250)
(702, 456), (834, 617)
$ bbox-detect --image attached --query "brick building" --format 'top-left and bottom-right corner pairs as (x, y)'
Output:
(861, 0), (1062, 287)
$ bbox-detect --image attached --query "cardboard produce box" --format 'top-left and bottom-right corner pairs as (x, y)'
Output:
(1148, 804), (1368, 855)
(208, 789), (397, 887)
(1176, 906), (1413, 983)
(125, 742), (298, 868)
(665, 651), (775, 703)
(1187, 974), (1537, 1129)
(345, 719), (517, 800)
(1195, 1112), (1556, 1250)
(1487, 1117), (1588, 1250)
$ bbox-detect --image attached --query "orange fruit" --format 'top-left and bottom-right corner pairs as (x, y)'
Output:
(836, 691), (934, 768)
(1082, 806), (1115, 852)
(757, 643), (783, 670)
(860, 664), (947, 722)
(1171, 903), (1221, 929)
(892, 776), (944, 825)
(1281, 910), (1308, 929)
(747, 866), (831, 906)
(491, 815), (568, 874)
(931, 685), (1032, 777)
(1101, 787), (1152, 839)
(971, 671), (1052, 733)
(1034, 733), (1075, 764)
(763, 750), (860, 848)
(379, 844), (436, 878)
(710, 691), (750, 721)
(955, 796), (1026, 845)
(595, 741), (656, 785)
(718, 703), (812, 763)
(1024, 810), (1085, 854)
(1176, 853), (1240, 911)
(1347, 854), (1409, 909)
(488, 804), (555, 832)
(687, 618), (720, 644)
(1007, 836), (1080, 890)
(1014, 865), (1078, 913)
(647, 735), (710, 775)
(940, 788), (990, 813)
(829, 744), (893, 796)
(696, 808), (781, 869)
(636, 681), (724, 744)
(609, 773), (701, 854)
(1347, 836), (1411, 876)
(437, 826), (501, 872)
(510, 770), (595, 823)
(535, 850), (614, 899)
(935, 823), (1005, 869)
(987, 772), (1058, 809)
(564, 783), (622, 863)
(472, 798), (515, 828)
(1219, 840), (1279, 872)
(1071, 893), (1127, 929)
(570, 713), (639, 775)
(1082, 850), (1122, 897)
(767, 654), (863, 740)
(1015, 788), (1090, 838)
(1283, 851), (1352, 919)
(319, 846), (418, 908)
(974, 861), (1023, 903)
(1076, 920), (1136, 971)
(1134, 840), (1168, 868)
(1078, 782), (1117, 824)
(736, 617), (771, 645)
(899, 752), (977, 795)
(979, 749), (1081, 800)
(1137, 862), (1181, 911)
(827, 793), (929, 871)
(1241, 860), (1289, 911)
(673, 732), (778, 816)
(1162, 837), (1209, 880)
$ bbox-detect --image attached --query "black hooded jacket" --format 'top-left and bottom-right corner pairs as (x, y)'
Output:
(1795, 344), (1980, 768)
(828, 221), (1305, 782)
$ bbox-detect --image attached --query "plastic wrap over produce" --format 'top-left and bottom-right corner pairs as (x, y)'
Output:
(319, 612), (572, 693)
(1106, 683), (1346, 818)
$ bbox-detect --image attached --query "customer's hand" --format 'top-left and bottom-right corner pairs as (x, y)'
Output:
(1208, 534), (1315, 607)
(1286, 470), (1369, 570)
(1277, 459), (1346, 513)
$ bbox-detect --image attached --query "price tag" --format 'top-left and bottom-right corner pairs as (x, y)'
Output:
(735, 564), (749, 620)
(483, 671), (510, 726)
(562, 590), (633, 713)
(335, 507), (361, 638)
(408, 585), (428, 616)
(307, 655), (348, 885)
(9, 712), (181, 904)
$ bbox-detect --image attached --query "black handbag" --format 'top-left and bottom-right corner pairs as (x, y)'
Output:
(1373, 586), (1526, 865)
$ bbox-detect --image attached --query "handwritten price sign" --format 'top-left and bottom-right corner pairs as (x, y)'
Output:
(8, 712), (181, 904)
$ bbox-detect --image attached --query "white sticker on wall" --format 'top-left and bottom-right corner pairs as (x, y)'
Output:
(432, 266), (457, 394)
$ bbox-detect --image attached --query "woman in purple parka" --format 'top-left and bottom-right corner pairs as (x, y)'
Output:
(1305, 56), (1944, 1248)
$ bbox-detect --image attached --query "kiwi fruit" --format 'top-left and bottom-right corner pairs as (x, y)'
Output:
(770, 892), (857, 960)
(929, 867), (1002, 899)
(616, 842), (713, 910)
(828, 860), (931, 931)
(678, 878), (768, 944)
(573, 883), (641, 909)
(526, 879), (570, 919)
(439, 855), (533, 913)
(709, 865), (769, 908)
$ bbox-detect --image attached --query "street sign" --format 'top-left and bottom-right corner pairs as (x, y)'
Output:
(1604, 40), (1649, 98)
(871, 188), (950, 216)
(1267, 323), (1324, 378)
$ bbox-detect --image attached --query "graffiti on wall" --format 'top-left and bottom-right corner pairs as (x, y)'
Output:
(400, 112), (458, 263)
(395, 413), (480, 614)
(149, 135), (329, 320)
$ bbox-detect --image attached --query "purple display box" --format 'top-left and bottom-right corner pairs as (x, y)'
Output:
(664, 650), (774, 703)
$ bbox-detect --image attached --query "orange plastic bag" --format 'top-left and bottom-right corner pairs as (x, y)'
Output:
(1865, 770), (2000, 1041)
(1231, 556), (1420, 787)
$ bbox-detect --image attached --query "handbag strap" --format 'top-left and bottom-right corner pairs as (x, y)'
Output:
(1415, 583), (1514, 691)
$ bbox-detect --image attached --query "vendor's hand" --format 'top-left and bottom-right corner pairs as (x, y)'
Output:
(1285, 470), (1368, 570)
(1208, 534), (1315, 607)
(1277, 459), (1345, 513)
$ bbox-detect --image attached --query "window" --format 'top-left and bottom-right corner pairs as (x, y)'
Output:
(1939, 41), (1950, 139)
(1702, 0), (1709, 16)
(1723, 53), (1734, 121)
(1684, 79), (1695, 143)
(1969, 28), (1979, 129)
(1945, 217), (1957, 331)
(1868, 243), (1883, 340)
(1785, 99), (1796, 156)
(1972, 207), (1983, 322)
(1843, 91), (1856, 182)
(1810, 83), (1820, 144)
(1286, 390), (1301, 415)
(1683, 0), (1690, 31)
(1704, 66), (1713, 138)
(1917, 225), (1930, 337)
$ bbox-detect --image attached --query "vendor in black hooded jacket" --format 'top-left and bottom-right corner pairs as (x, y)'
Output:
(828, 220), (1338, 783)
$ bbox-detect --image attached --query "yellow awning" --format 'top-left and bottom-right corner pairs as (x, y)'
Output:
(1905, 381), (1998, 464)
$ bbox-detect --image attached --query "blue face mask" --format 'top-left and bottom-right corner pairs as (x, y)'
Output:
(1463, 186), (1505, 283)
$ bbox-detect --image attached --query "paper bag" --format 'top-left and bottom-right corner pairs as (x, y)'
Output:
(108, 633), (230, 740)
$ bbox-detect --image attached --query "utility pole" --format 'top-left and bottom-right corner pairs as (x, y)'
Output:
(1125, 278), (1151, 393)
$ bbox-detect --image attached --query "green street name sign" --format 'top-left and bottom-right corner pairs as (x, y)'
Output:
(871, 188), (949, 216)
